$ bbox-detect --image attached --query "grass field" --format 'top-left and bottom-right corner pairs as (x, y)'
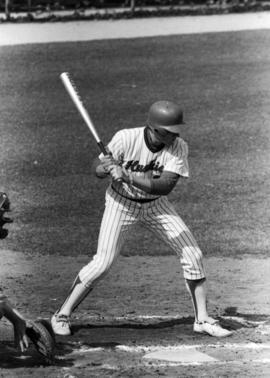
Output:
(0, 29), (269, 258)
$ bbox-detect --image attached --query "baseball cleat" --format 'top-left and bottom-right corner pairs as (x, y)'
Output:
(194, 320), (233, 337)
(51, 313), (71, 336)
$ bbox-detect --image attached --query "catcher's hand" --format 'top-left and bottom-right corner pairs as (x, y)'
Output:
(26, 320), (55, 364)
(0, 192), (13, 239)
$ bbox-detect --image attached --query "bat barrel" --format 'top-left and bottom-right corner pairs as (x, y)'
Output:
(60, 72), (104, 150)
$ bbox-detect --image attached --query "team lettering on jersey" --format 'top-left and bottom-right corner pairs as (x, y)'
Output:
(124, 158), (164, 174)
(107, 127), (188, 199)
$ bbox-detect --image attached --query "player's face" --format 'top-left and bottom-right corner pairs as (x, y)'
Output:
(151, 128), (179, 146)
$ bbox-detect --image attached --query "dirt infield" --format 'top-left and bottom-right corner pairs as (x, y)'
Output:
(0, 250), (270, 376)
(1, 247), (270, 377)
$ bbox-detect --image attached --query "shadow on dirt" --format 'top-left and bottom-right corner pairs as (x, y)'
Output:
(3, 310), (266, 369)
(0, 341), (74, 369)
(72, 315), (194, 332)
(220, 307), (270, 331)
(71, 310), (269, 334)
(223, 306), (269, 322)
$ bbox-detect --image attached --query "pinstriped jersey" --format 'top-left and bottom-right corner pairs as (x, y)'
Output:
(106, 127), (189, 201)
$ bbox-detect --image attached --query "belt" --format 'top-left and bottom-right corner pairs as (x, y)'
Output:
(111, 186), (159, 203)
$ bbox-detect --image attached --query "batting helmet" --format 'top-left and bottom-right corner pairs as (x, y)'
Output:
(147, 100), (185, 133)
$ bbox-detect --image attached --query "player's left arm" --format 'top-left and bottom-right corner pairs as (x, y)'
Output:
(148, 171), (182, 195)
(110, 169), (181, 195)
(147, 139), (189, 195)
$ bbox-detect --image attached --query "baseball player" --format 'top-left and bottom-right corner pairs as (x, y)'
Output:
(51, 100), (232, 338)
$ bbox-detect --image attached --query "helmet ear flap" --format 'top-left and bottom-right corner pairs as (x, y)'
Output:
(147, 101), (184, 133)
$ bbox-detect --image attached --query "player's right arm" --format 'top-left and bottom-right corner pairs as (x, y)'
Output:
(130, 171), (180, 195)
(109, 167), (181, 195)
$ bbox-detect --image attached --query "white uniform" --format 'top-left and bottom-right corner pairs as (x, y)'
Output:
(78, 127), (205, 288)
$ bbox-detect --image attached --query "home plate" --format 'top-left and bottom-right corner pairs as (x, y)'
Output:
(143, 348), (217, 363)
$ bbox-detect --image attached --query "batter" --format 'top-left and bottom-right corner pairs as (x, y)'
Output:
(51, 100), (232, 338)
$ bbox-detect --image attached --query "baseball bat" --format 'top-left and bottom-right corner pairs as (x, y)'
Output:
(60, 72), (107, 156)
(0, 193), (8, 209)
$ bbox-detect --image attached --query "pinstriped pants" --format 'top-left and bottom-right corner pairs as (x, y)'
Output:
(79, 186), (206, 287)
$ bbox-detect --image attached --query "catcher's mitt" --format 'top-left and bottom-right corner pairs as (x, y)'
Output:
(26, 319), (55, 363)
(0, 192), (13, 239)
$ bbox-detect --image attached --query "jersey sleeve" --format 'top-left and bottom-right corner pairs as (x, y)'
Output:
(99, 130), (124, 162)
(164, 139), (189, 177)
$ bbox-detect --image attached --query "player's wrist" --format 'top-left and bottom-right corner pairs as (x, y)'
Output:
(122, 168), (133, 185)
(128, 172), (134, 186)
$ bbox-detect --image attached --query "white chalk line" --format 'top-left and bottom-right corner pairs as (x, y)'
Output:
(67, 342), (270, 355)
(76, 314), (262, 321)
(75, 314), (266, 326)
(44, 313), (267, 325)
(126, 359), (270, 367)
(117, 342), (270, 353)
(53, 314), (270, 369)
(68, 359), (270, 371)
(64, 342), (270, 369)
(140, 358), (270, 367)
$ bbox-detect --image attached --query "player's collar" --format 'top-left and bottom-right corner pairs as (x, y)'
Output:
(144, 127), (165, 153)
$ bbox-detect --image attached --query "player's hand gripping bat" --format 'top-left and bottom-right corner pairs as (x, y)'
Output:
(60, 72), (122, 180)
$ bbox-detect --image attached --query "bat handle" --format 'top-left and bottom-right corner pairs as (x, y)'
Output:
(97, 141), (108, 156)
(98, 141), (123, 182)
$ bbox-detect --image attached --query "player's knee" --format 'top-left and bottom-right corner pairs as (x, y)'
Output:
(195, 247), (203, 262)
(181, 246), (205, 278)
(78, 254), (113, 286)
(182, 245), (203, 260)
